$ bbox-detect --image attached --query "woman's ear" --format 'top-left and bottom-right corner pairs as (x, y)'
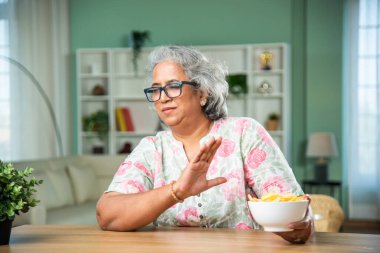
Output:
(200, 91), (208, 107)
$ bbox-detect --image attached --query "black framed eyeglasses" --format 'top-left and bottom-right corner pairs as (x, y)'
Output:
(143, 81), (197, 102)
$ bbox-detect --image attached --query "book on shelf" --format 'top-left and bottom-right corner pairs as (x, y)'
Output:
(122, 107), (135, 132)
(115, 107), (135, 132)
(115, 107), (127, 131)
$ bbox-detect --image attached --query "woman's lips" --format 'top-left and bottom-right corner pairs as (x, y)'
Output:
(162, 107), (176, 114)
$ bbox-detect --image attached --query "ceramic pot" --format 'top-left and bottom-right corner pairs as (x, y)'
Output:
(0, 219), (13, 245)
(266, 119), (279, 131)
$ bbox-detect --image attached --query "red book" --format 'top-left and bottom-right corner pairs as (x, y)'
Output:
(122, 107), (135, 132)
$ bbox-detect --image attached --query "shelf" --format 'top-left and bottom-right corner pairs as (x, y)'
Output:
(252, 69), (284, 75)
(81, 132), (103, 137)
(250, 93), (284, 99)
(81, 96), (109, 101)
(115, 132), (156, 137)
(114, 96), (146, 101)
(80, 73), (109, 78)
(77, 44), (289, 158)
(267, 130), (284, 136)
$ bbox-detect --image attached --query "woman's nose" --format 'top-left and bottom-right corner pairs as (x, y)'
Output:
(159, 89), (171, 102)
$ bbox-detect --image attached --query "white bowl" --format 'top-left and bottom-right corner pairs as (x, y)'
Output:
(248, 200), (308, 232)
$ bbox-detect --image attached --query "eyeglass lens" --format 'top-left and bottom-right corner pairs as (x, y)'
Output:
(146, 83), (182, 102)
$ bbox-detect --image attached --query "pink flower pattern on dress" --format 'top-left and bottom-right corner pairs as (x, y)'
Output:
(145, 136), (158, 142)
(235, 222), (252, 230)
(134, 161), (152, 178)
(221, 170), (245, 201)
(122, 179), (145, 193)
(210, 118), (225, 134)
(153, 179), (166, 189)
(153, 151), (162, 179)
(234, 119), (251, 135)
(247, 148), (266, 169)
(116, 161), (133, 176)
(243, 163), (255, 187)
(176, 207), (200, 226)
(260, 176), (291, 196)
(256, 125), (274, 146)
(217, 139), (235, 157)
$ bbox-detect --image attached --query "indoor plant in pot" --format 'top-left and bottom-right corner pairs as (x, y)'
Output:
(82, 110), (109, 154)
(0, 161), (42, 245)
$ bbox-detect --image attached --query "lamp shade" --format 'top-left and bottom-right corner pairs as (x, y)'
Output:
(306, 132), (338, 158)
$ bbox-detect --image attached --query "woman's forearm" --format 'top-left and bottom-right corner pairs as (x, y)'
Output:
(96, 184), (178, 231)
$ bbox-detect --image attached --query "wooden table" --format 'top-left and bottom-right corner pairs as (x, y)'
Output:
(1, 225), (380, 253)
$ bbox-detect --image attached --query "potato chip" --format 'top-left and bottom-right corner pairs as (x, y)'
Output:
(248, 193), (307, 202)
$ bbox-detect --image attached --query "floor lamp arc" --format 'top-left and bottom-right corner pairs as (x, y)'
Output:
(0, 55), (64, 157)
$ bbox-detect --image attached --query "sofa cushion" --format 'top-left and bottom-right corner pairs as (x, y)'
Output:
(20, 160), (74, 209)
(47, 162), (75, 207)
(67, 164), (98, 204)
(31, 170), (57, 209)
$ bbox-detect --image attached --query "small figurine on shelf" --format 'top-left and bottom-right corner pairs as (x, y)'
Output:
(257, 81), (273, 94)
(92, 84), (106, 96)
(259, 50), (273, 70)
(118, 142), (132, 154)
(266, 113), (280, 131)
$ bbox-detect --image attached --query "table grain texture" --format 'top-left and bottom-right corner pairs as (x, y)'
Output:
(1, 225), (379, 253)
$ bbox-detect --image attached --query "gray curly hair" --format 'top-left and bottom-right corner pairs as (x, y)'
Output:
(147, 45), (229, 120)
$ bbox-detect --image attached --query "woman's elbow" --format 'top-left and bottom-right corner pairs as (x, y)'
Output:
(96, 197), (113, 230)
(95, 195), (137, 232)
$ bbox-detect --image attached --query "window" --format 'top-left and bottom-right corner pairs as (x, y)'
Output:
(0, 0), (10, 161)
(357, 0), (379, 176)
(346, 0), (380, 220)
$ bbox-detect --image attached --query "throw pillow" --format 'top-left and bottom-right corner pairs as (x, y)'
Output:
(47, 167), (75, 207)
(67, 164), (98, 204)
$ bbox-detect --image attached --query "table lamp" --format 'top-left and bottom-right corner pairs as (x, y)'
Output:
(306, 132), (338, 182)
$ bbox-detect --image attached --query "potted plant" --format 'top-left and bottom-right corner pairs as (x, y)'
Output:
(226, 74), (248, 96)
(82, 110), (109, 153)
(266, 113), (280, 131)
(0, 161), (43, 245)
(128, 30), (150, 76)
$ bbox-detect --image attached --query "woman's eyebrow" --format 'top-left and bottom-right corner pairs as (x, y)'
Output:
(166, 79), (179, 84)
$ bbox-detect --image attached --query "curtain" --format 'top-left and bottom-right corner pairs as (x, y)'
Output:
(345, 0), (380, 220)
(6, 0), (70, 160)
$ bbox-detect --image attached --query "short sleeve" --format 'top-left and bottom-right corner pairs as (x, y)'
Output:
(106, 137), (156, 194)
(241, 118), (303, 197)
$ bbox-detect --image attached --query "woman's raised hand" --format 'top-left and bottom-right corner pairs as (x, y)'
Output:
(174, 137), (227, 200)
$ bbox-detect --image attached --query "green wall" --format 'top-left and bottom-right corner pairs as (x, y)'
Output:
(69, 0), (344, 204)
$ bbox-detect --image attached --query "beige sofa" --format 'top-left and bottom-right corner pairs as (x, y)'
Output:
(11, 155), (125, 226)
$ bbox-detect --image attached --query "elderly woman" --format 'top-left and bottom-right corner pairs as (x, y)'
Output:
(96, 45), (313, 243)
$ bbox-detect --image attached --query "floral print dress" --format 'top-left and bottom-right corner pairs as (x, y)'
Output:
(107, 117), (303, 229)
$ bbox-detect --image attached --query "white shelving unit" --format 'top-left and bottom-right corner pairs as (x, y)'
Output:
(76, 43), (290, 158)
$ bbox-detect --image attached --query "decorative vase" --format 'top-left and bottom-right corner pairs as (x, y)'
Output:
(266, 119), (279, 131)
(0, 219), (13, 245)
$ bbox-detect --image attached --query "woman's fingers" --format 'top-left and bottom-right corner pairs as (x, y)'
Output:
(205, 137), (222, 162)
(206, 177), (227, 189)
(193, 137), (220, 163)
(275, 218), (313, 244)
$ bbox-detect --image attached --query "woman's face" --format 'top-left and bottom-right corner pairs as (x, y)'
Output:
(152, 61), (204, 128)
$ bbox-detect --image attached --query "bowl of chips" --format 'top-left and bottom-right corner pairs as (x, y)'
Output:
(247, 193), (309, 232)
